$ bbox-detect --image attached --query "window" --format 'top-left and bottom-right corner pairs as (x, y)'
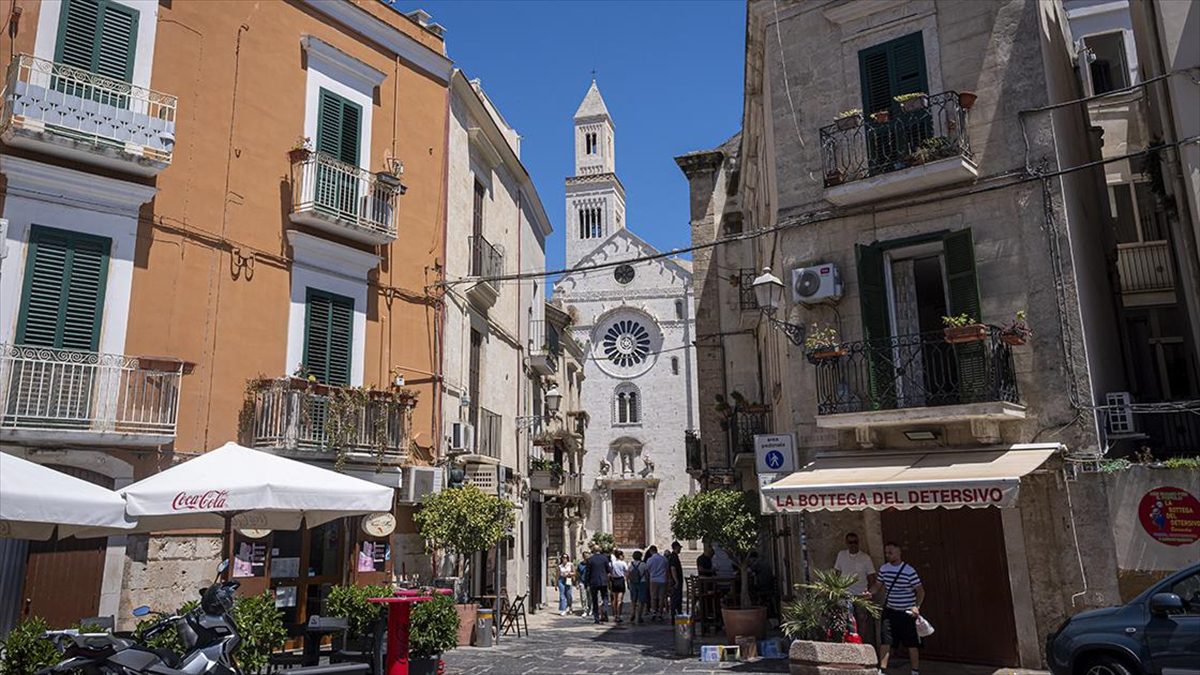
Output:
(578, 206), (603, 239)
(303, 288), (354, 386)
(603, 320), (651, 368)
(1111, 182), (1169, 243)
(315, 89), (363, 215)
(473, 179), (486, 237)
(1169, 571), (1200, 615)
(614, 264), (634, 284)
(17, 226), (111, 350)
(859, 32), (928, 118)
(675, 300), (684, 319)
(1084, 32), (1129, 95)
(586, 132), (597, 155)
(468, 329), (482, 430)
(614, 384), (641, 425)
(56, 0), (139, 86)
(671, 357), (679, 375)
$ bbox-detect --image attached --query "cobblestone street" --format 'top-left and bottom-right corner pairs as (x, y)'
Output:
(441, 610), (1051, 675)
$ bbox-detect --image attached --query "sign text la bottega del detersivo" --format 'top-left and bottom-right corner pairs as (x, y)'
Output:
(772, 486), (1009, 510)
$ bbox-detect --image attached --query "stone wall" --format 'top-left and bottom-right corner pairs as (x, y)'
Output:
(119, 534), (223, 630)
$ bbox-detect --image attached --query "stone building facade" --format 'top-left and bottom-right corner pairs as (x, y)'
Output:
(554, 82), (700, 552)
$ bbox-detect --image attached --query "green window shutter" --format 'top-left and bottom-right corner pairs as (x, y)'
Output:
(942, 228), (988, 402)
(316, 89), (362, 165)
(856, 242), (896, 410)
(859, 46), (893, 116)
(889, 32), (928, 99)
(16, 226), (111, 351)
(303, 288), (354, 387)
(55, 0), (137, 80)
(56, 0), (101, 72)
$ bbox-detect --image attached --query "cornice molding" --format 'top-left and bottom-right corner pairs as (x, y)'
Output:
(821, 0), (906, 25)
(299, 0), (452, 84)
(0, 156), (157, 216)
(287, 230), (379, 281)
(302, 35), (387, 94)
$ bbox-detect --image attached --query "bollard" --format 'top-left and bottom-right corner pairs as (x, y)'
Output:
(475, 608), (494, 648)
(674, 613), (693, 657)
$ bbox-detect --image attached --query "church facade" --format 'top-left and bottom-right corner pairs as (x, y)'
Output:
(553, 82), (700, 551)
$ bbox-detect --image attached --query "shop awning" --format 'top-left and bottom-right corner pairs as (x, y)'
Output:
(760, 444), (1062, 513)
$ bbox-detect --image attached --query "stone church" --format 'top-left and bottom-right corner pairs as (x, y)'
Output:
(553, 81), (700, 552)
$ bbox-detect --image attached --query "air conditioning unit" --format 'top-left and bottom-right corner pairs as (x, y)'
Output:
(792, 263), (843, 304)
(449, 421), (474, 453)
(400, 466), (443, 503)
(1105, 392), (1135, 435)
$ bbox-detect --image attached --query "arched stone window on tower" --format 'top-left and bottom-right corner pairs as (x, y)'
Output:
(614, 383), (641, 426)
(586, 132), (597, 155)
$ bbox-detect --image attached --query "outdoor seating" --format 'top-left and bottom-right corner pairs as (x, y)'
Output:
(498, 593), (528, 637)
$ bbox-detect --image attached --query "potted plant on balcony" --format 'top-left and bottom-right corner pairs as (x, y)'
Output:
(782, 569), (880, 675)
(895, 91), (929, 113)
(1000, 310), (1032, 346)
(530, 457), (564, 490)
(408, 591), (460, 675)
(413, 484), (514, 646)
(869, 110), (890, 124)
(958, 91), (977, 110)
(376, 158), (404, 190)
(671, 489), (766, 642)
(834, 108), (862, 130)
(288, 136), (312, 163)
(910, 136), (954, 165)
(804, 325), (846, 364)
(824, 167), (845, 186)
(942, 314), (988, 344)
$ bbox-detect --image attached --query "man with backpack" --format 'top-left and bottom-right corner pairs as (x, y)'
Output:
(627, 550), (649, 624)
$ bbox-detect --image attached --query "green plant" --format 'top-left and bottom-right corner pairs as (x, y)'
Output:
(835, 108), (862, 120)
(327, 584), (391, 638)
(1002, 309), (1033, 339)
(231, 591), (286, 675)
(530, 457), (564, 478)
(942, 314), (978, 329)
(894, 92), (928, 104)
(1163, 456), (1200, 470)
(589, 531), (615, 553)
(133, 599), (199, 655)
(414, 484), (514, 577)
(670, 489), (760, 608)
(804, 325), (841, 353)
(323, 384), (417, 471)
(912, 135), (953, 163)
(0, 616), (60, 675)
(1099, 457), (1132, 473)
(291, 136), (312, 152)
(781, 568), (880, 643)
(409, 592), (460, 658)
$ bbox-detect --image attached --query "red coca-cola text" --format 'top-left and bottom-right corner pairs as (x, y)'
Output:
(171, 490), (229, 511)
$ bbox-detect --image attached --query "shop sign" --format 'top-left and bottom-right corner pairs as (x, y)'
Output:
(1138, 486), (1200, 547)
(361, 511), (397, 537)
(764, 482), (1017, 513)
(237, 528), (271, 539)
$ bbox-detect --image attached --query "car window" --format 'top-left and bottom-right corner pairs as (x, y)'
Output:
(1169, 572), (1200, 615)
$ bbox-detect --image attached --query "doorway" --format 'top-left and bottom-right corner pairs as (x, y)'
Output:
(881, 507), (1019, 667)
(529, 499), (543, 608)
(611, 489), (646, 548)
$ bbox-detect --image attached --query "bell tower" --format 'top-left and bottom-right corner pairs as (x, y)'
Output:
(566, 80), (626, 268)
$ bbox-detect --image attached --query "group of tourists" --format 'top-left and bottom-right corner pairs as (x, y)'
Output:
(556, 541), (686, 625)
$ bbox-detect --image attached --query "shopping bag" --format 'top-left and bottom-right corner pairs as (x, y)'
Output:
(914, 614), (935, 637)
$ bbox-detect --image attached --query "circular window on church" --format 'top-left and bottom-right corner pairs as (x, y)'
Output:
(614, 264), (635, 285)
(602, 319), (651, 368)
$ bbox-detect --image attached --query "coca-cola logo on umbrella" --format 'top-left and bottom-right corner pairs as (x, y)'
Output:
(172, 490), (230, 511)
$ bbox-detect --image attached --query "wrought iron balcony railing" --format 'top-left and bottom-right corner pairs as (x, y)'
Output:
(730, 407), (770, 455)
(685, 429), (703, 472)
(0, 344), (185, 445)
(469, 235), (504, 292)
(1117, 241), (1175, 294)
(813, 327), (1019, 415)
(820, 91), (972, 188)
(248, 377), (410, 464)
(527, 319), (560, 374)
(1, 54), (177, 173)
(476, 406), (503, 459)
(290, 151), (400, 245)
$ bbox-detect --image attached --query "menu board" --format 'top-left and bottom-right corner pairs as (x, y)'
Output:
(233, 542), (267, 578)
(271, 556), (301, 579)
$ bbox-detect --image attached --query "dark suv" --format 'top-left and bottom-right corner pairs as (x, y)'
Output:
(1046, 563), (1200, 675)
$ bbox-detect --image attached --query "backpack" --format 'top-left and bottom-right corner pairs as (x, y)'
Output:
(629, 560), (645, 584)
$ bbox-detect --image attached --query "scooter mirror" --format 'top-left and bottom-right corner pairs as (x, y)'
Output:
(132, 606), (152, 617)
(217, 559), (230, 574)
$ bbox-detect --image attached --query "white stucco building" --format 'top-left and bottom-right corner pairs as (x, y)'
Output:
(553, 82), (699, 551)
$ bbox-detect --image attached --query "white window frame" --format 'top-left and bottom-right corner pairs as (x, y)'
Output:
(33, 0), (160, 90)
(301, 36), (384, 174)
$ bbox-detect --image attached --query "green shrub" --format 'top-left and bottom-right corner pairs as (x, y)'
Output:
(132, 599), (198, 656)
(231, 591), (286, 675)
(671, 489), (761, 607)
(1164, 456), (1200, 470)
(0, 616), (59, 675)
(409, 593), (459, 658)
(414, 484), (514, 577)
(781, 568), (879, 643)
(326, 584), (391, 638)
(588, 531), (614, 553)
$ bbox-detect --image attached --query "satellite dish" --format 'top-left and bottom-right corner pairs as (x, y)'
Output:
(795, 269), (822, 298)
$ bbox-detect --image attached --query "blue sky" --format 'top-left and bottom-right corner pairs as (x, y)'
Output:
(384, 0), (745, 276)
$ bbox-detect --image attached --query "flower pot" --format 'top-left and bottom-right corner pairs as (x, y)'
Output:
(453, 603), (477, 647)
(824, 171), (844, 187)
(788, 639), (878, 675)
(288, 148), (310, 163)
(806, 347), (847, 365)
(408, 655), (440, 675)
(1000, 332), (1027, 346)
(958, 91), (977, 109)
(530, 470), (561, 491)
(870, 111), (890, 124)
(899, 95), (929, 113)
(722, 606), (767, 642)
(834, 114), (862, 131)
(944, 324), (988, 344)
(376, 171), (403, 188)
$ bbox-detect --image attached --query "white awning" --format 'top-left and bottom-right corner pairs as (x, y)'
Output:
(760, 444), (1062, 513)
(0, 452), (136, 539)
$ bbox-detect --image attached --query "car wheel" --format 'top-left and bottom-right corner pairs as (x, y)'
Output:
(1080, 655), (1137, 675)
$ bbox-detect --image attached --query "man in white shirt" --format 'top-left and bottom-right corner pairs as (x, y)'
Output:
(834, 532), (877, 642)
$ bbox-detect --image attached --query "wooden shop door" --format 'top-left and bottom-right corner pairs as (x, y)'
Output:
(881, 506), (1019, 667)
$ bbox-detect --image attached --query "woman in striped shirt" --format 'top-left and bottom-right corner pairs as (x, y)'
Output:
(867, 542), (925, 675)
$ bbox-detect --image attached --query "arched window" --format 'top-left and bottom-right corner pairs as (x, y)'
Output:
(671, 357), (679, 375)
(613, 383), (641, 425)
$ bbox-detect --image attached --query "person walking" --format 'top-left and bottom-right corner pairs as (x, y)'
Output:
(609, 549), (628, 624)
(627, 550), (648, 625)
(586, 545), (613, 624)
(557, 553), (576, 616)
(834, 532), (876, 641)
(577, 550), (592, 618)
(667, 541), (685, 617)
(645, 545), (669, 621)
(866, 542), (925, 675)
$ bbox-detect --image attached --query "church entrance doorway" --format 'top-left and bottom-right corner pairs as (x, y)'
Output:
(612, 489), (646, 548)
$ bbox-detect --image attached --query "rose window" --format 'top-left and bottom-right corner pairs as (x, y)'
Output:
(602, 320), (651, 368)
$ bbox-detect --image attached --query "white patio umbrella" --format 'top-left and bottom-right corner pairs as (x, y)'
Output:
(0, 452), (136, 540)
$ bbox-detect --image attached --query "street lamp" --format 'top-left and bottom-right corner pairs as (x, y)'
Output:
(751, 267), (806, 346)
(544, 386), (562, 415)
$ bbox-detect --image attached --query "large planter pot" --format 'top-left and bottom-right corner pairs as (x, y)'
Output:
(530, 470), (561, 491)
(409, 655), (440, 675)
(453, 603), (477, 647)
(788, 640), (878, 675)
(722, 606), (768, 642)
(943, 323), (988, 344)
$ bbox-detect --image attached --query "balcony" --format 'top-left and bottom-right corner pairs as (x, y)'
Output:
(474, 406), (503, 460)
(730, 407), (770, 458)
(0, 344), (187, 446)
(685, 429), (703, 473)
(540, 471), (583, 498)
(820, 91), (975, 206)
(1, 54), (176, 176)
(1117, 241), (1175, 304)
(813, 327), (1023, 439)
(247, 377), (411, 466)
(526, 319), (560, 376)
(289, 151), (401, 246)
(466, 235), (504, 309)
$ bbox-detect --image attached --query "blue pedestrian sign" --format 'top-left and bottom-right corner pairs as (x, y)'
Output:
(764, 449), (786, 470)
(754, 434), (796, 474)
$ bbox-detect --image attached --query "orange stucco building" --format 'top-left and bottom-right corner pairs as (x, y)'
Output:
(0, 0), (451, 630)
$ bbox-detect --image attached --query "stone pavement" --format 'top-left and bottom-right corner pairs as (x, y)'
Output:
(440, 609), (1050, 675)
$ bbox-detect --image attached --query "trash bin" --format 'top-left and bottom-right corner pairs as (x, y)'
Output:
(674, 613), (692, 656)
(475, 608), (494, 648)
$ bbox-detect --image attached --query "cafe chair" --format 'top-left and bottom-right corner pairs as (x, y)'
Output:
(499, 593), (529, 637)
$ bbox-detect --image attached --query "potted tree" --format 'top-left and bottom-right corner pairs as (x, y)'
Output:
(942, 314), (988, 344)
(782, 569), (880, 675)
(326, 584), (390, 662)
(804, 325), (846, 364)
(670, 489), (765, 641)
(1000, 310), (1032, 346)
(409, 591), (460, 675)
(414, 484), (514, 646)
